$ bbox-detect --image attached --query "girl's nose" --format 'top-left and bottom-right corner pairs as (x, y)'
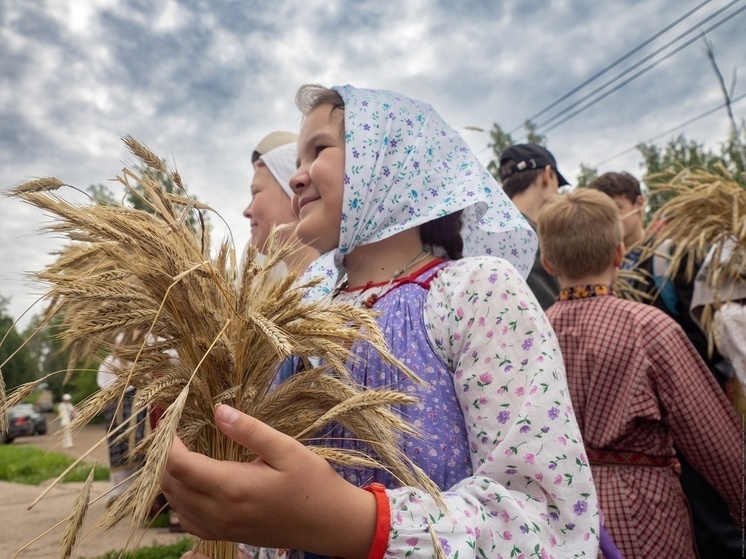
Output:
(289, 166), (307, 195)
(242, 200), (253, 219)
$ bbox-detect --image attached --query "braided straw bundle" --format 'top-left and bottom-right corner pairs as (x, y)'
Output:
(1, 137), (440, 559)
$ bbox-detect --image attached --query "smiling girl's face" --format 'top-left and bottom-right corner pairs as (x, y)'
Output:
(289, 104), (346, 254)
(243, 161), (298, 251)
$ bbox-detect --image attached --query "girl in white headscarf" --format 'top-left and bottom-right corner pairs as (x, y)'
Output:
(243, 137), (318, 275)
(162, 85), (601, 559)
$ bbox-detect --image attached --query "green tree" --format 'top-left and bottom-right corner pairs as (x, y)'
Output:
(485, 121), (547, 181)
(21, 312), (100, 403)
(637, 130), (746, 216)
(637, 135), (718, 177)
(21, 314), (64, 397)
(87, 183), (118, 206)
(0, 295), (39, 390)
(719, 122), (746, 178)
(574, 164), (599, 189)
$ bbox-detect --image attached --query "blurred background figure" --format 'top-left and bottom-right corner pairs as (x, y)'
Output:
(57, 393), (75, 449)
(97, 333), (148, 504)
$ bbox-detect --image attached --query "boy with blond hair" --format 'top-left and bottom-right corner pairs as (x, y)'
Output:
(590, 173), (742, 558)
(537, 189), (742, 559)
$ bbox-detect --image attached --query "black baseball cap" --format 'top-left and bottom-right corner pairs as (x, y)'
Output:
(499, 143), (569, 186)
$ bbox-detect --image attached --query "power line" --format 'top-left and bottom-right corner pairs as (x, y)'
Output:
(509, 0), (713, 134)
(538, 2), (746, 134)
(590, 92), (746, 168)
(535, 0), (742, 132)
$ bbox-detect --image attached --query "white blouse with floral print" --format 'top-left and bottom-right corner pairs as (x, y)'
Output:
(379, 256), (599, 559)
(241, 256), (600, 559)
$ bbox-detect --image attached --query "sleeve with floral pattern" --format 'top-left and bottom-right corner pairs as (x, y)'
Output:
(381, 256), (600, 559)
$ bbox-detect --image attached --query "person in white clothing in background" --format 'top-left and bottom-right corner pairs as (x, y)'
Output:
(57, 393), (75, 449)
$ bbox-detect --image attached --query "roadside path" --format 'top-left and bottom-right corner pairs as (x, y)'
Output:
(1, 414), (188, 559)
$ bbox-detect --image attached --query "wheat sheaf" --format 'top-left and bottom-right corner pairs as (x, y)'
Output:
(1, 136), (441, 559)
(642, 166), (746, 349)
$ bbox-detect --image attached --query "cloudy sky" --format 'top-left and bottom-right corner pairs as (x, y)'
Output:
(1, 0), (744, 328)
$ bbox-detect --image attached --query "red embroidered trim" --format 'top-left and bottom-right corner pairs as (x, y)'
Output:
(344, 259), (446, 293)
(363, 483), (390, 559)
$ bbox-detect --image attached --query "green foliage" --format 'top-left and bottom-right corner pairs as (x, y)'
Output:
(87, 183), (118, 206)
(523, 120), (547, 147)
(82, 538), (193, 559)
(21, 312), (101, 405)
(719, 123), (746, 178)
(64, 368), (101, 407)
(0, 446), (109, 485)
(637, 129), (746, 216)
(637, 135), (718, 178)
(485, 121), (547, 181)
(0, 294), (39, 389)
(574, 164), (599, 189)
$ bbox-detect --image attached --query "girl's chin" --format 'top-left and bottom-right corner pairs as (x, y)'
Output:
(296, 215), (340, 254)
(295, 225), (319, 250)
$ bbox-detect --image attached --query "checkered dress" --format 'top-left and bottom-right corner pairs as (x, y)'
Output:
(546, 289), (742, 559)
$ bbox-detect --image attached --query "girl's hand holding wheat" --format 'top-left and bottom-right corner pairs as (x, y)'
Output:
(161, 404), (377, 559)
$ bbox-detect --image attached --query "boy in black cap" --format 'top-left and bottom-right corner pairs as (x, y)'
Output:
(499, 143), (568, 309)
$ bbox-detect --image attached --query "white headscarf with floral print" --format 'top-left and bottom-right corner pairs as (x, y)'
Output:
(301, 85), (537, 299)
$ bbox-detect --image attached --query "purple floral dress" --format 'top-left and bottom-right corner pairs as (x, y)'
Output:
(327, 260), (472, 491)
(242, 258), (600, 559)
(308, 258), (598, 559)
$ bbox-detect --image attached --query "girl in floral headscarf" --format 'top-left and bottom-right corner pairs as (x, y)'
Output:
(162, 85), (602, 559)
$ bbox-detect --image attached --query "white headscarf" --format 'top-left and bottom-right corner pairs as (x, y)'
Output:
(301, 85), (537, 299)
(259, 142), (298, 198)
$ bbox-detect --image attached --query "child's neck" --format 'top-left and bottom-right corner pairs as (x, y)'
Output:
(343, 230), (437, 289)
(558, 267), (617, 289)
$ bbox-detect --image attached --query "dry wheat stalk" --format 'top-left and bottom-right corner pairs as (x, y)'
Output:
(641, 166), (746, 351)
(0, 367), (6, 433)
(1, 136), (441, 558)
(614, 268), (654, 303)
(60, 468), (95, 559)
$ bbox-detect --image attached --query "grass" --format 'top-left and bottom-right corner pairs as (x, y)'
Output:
(82, 538), (193, 559)
(0, 445), (109, 485)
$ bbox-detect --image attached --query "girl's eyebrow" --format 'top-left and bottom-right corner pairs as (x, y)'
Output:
(295, 130), (334, 169)
(296, 131), (337, 167)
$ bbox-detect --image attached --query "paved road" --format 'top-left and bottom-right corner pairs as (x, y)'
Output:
(1, 414), (188, 559)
